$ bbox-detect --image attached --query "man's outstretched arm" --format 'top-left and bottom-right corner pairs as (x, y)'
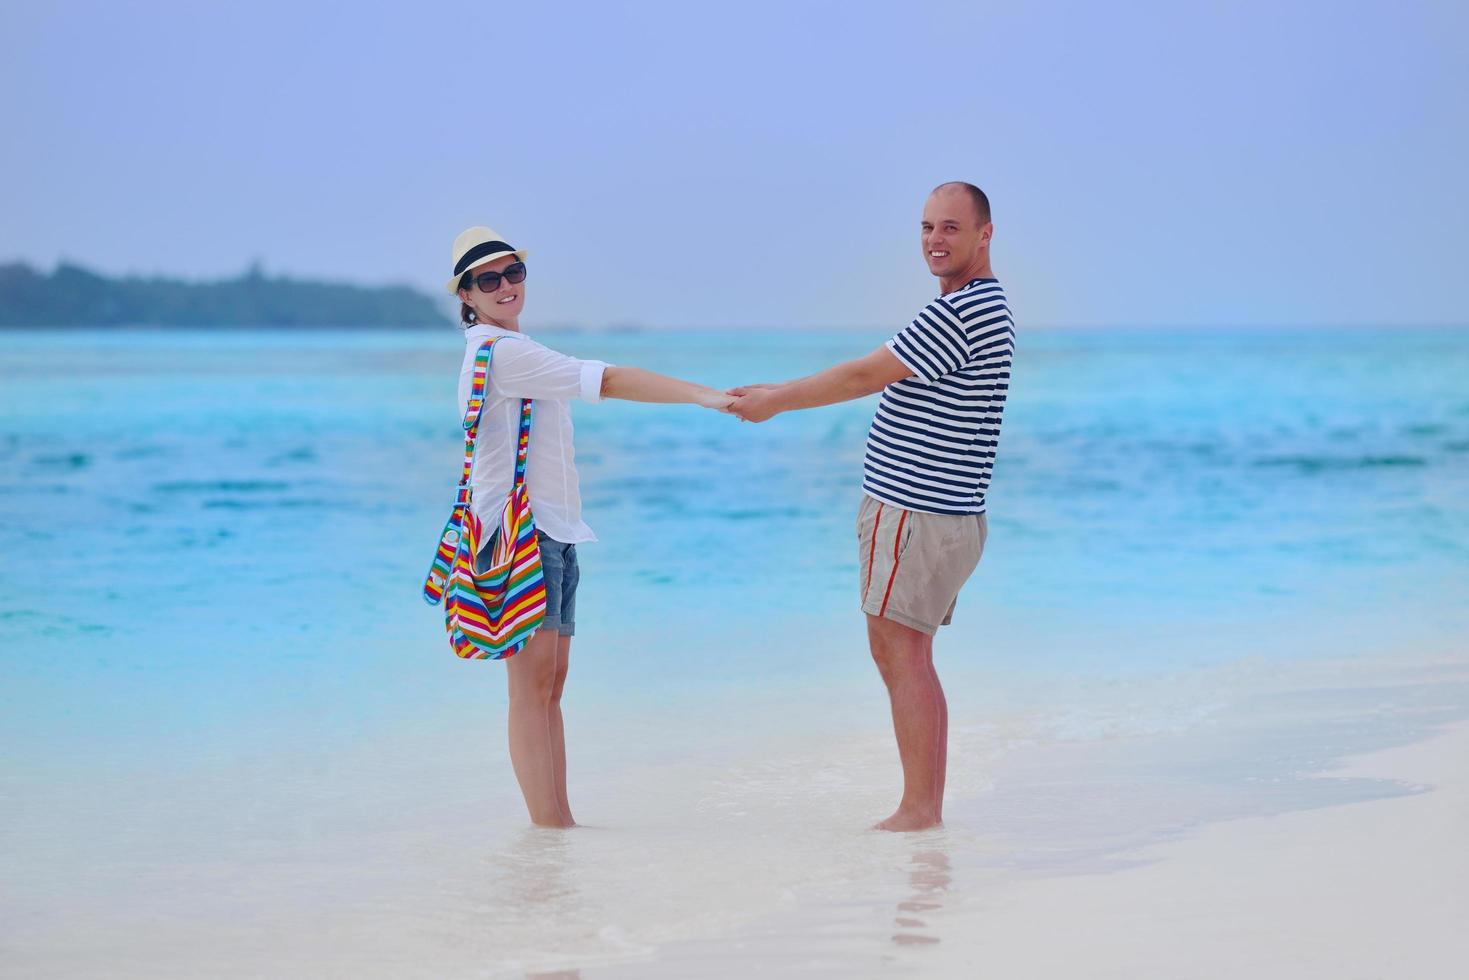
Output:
(728, 346), (912, 422)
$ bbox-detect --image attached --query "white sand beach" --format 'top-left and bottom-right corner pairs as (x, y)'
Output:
(582, 718), (1469, 980)
(921, 720), (1469, 979)
(6, 667), (1467, 980)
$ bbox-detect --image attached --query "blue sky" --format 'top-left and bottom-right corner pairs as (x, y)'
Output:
(3, 0), (1465, 328)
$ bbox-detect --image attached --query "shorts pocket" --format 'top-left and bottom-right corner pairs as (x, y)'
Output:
(895, 511), (918, 560)
(856, 496), (873, 540)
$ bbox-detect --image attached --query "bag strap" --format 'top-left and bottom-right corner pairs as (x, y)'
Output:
(424, 337), (533, 606)
(460, 338), (535, 500)
(508, 398), (534, 489)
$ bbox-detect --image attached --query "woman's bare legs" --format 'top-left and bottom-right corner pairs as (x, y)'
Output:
(550, 635), (574, 824)
(505, 630), (575, 828)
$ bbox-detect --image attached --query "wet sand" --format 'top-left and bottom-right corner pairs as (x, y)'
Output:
(600, 719), (1469, 979)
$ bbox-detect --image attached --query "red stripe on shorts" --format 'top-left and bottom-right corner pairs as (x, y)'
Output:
(878, 510), (908, 617)
(862, 503), (884, 604)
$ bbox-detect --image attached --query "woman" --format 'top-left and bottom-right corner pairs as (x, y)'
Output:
(446, 226), (729, 828)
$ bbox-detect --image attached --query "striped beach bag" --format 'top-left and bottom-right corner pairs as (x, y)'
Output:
(421, 338), (547, 660)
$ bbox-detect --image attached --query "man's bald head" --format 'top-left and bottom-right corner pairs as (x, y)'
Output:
(921, 181), (994, 289)
(931, 181), (991, 226)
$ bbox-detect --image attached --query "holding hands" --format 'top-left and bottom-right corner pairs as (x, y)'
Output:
(695, 388), (737, 412)
(702, 346), (910, 422)
(718, 347), (913, 423)
(725, 384), (784, 423)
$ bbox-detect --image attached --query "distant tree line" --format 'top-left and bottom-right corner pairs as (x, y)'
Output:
(0, 261), (451, 327)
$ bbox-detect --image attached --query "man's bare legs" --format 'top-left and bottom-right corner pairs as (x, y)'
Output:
(867, 614), (946, 831)
(505, 629), (575, 828)
(935, 657), (948, 813)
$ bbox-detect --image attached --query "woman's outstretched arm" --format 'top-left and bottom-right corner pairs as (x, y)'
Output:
(478, 342), (730, 410)
(602, 366), (733, 410)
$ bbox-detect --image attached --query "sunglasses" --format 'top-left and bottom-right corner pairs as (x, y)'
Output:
(466, 261), (527, 294)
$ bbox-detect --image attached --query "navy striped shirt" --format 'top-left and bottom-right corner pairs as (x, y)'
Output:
(862, 277), (1014, 515)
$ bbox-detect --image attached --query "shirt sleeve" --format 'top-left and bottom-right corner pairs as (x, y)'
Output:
(488, 340), (610, 403)
(885, 299), (973, 383)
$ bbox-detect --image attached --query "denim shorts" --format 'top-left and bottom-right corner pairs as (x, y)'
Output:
(475, 530), (578, 637)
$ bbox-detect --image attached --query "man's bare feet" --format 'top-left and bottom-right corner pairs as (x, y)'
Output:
(530, 815), (577, 829)
(874, 808), (942, 832)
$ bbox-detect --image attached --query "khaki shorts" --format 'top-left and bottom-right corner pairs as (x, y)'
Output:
(857, 494), (987, 635)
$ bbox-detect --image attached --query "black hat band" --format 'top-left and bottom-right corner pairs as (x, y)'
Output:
(453, 240), (517, 276)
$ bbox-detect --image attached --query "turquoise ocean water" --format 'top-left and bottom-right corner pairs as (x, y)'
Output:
(3, 327), (1466, 710)
(2, 326), (1467, 975)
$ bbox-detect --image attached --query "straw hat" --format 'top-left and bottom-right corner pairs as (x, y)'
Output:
(445, 226), (529, 295)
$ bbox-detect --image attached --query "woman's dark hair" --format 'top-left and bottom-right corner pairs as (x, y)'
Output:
(458, 271), (476, 326)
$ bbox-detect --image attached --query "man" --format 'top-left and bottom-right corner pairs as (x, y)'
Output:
(729, 182), (1015, 831)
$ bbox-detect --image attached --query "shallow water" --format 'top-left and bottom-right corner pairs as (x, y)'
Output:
(1, 326), (1467, 976)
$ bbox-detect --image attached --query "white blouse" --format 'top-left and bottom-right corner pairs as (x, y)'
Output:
(456, 324), (609, 544)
